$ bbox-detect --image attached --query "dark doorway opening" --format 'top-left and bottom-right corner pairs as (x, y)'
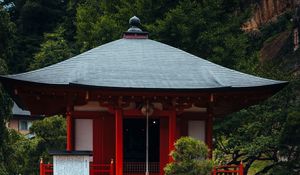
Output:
(123, 118), (160, 162)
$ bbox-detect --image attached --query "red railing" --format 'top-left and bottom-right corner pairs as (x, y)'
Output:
(90, 159), (114, 175)
(40, 158), (243, 175)
(39, 159), (53, 175)
(39, 158), (114, 175)
(212, 162), (244, 175)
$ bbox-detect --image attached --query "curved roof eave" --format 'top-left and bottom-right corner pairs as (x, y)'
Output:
(0, 75), (288, 93)
(0, 38), (288, 91)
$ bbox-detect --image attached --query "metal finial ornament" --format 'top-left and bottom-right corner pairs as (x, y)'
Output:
(127, 16), (143, 33)
(123, 16), (149, 38)
(129, 16), (141, 27)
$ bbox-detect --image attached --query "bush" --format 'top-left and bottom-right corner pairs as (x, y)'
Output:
(164, 137), (213, 175)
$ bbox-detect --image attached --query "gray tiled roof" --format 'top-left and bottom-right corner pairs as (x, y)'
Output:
(0, 39), (286, 89)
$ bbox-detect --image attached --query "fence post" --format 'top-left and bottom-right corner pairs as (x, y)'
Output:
(40, 158), (43, 175)
(110, 159), (114, 175)
(239, 162), (244, 175)
(212, 167), (216, 175)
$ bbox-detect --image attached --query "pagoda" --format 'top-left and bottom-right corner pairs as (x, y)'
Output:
(0, 16), (287, 175)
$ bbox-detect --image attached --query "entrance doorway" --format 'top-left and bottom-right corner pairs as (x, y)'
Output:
(123, 118), (160, 174)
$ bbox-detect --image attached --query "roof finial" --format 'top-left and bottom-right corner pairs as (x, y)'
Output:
(127, 16), (142, 33)
(123, 16), (148, 39)
(129, 16), (141, 27)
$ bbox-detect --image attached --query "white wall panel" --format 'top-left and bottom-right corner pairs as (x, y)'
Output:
(188, 120), (205, 142)
(75, 119), (93, 151)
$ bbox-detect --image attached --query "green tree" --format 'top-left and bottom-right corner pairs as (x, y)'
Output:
(114, 0), (179, 28)
(30, 27), (73, 70)
(76, 0), (122, 52)
(269, 79), (300, 175)
(2, 0), (69, 73)
(13, 0), (67, 35)
(3, 129), (27, 174)
(148, 0), (253, 70)
(214, 72), (299, 174)
(164, 137), (213, 175)
(0, 89), (12, 175)
(62, 0), (82, 45)
(11, 116), (66, 175)
(0, 4), (16, 73)
(0, 5), (14, 174)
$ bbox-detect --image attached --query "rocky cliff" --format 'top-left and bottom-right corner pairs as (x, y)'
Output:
(243, 0), (300, 31)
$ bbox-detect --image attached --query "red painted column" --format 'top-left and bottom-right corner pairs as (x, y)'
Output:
(159, 118), (168, 175)
(93, 117), (102, 163)
(168, 110), (176, 162)
(205, 113), (213, 158)
(115, 109), (123, 175)
(66, 112), (73, 151)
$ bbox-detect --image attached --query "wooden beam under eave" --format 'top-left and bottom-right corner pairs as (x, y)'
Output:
(16, 93), (66, 116)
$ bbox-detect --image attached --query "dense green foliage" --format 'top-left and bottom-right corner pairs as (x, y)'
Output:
(76, 0), (122, 52)
(164, 137), (212, 175)
(214, 78), (300, 174)
(0, 5), (15, 73)
(0, 0), (299, 174)
(149, 0), (252, 69)
(0, 90), (12, 175)
(7, 116), (66, 175)
(30, 27), (73, 70)
(0, 6), (14, 174)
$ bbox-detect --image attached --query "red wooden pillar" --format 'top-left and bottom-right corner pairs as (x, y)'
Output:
(168, 110), (176, 162)
(115, 109), (123, 175)
(66, 112), (73, 151)
(159, 118), (168, 175)
(206, 94), (214, 158)
(93, 117), (103, 163)
(205, 113), (213, 158)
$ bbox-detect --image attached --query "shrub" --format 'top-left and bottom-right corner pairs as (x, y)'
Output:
(164, 137), (213, 175)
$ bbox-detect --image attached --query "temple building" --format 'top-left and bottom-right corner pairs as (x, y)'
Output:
(0, 16), (287, 175)
(6, 102), (43, 136)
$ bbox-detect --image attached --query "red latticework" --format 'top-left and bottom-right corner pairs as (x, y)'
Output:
(123, 162), (159, 175)
(213, 163), (244, 175)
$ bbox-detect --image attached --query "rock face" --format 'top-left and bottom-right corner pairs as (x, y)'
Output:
(259, 30), (291, 61)
(243, 0), (300, 31)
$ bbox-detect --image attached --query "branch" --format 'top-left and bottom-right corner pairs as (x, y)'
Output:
(244, 157), (256, 174)
(215, 137), (231, 154)
(227, 151), (247, 165)
(243, 154), (260, 162)
(227, 159), (241, 165)
(256, 157), (276, 161)
(255, 163), (278, 175)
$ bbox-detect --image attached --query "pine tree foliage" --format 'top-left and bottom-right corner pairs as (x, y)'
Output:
(164, 137), (213, 175)
(30, 27), (73, 70)
(0, 5), (14, 174)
